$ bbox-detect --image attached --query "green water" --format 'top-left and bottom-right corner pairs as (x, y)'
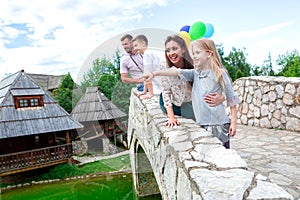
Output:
(1, 174), (161, 200)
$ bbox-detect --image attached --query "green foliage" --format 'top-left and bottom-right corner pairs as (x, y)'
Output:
(80, 54), (122, 100)
(235, 69), (244, 80)
(112, 49), (122, 81)
(81, 58), (114, 91)
(98, 74), (117, 99)
(34, 154), (130, 182)
(216, 43), (226, 64)
(252, 52), (275, 76)
(53, 73), (76, 113)
(111, 81), (135, 114)
(260, 52), (275, 76)
(222, 47), (251, 81)
(35, 163), (81, 181)
(251, 64), (261, 76)
(276, 50), (300, 77)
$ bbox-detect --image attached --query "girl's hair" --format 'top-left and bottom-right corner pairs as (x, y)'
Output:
(192, 38), (230, 90)
(164, 34), (194, 70)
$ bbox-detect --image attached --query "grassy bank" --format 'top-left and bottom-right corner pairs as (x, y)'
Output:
(0, 153), (131, 188)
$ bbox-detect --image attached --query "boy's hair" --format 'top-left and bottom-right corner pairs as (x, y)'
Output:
(132, 34), (148, 46)
(121, 34), (133, 42)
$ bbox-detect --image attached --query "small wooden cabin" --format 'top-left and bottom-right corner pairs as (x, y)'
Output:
(71, 87), (127, 152)
(0, 70), (83, 176)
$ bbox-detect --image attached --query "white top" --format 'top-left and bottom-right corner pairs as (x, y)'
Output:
(178, 68), (241, 125)
(143, 50), (162, 95)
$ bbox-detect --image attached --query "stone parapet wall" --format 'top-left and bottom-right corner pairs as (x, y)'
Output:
(233, 76), (300, 132)
(128, 91), (293, 200)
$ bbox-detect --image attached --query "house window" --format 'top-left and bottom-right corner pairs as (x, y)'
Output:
(19, 99), (29, 107)
(14, 96), (44, 109)
(30, 98), (39, 106)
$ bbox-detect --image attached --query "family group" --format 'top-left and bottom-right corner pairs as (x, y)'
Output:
(119, 34), (240, 149)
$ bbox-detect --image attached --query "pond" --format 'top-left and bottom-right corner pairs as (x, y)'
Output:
(1, 173), (162, 200)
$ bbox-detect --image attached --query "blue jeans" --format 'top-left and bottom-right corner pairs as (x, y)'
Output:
(137, 83), (144, 92)
(159, 93), (195, 120)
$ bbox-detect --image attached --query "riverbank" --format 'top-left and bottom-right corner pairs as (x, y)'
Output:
(1, 151), (131, 193)
(73, 150), (130, 166)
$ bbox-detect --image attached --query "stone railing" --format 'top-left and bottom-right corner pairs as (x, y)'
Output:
(128, 91), (293, 200)
(233, 76), (300, 132)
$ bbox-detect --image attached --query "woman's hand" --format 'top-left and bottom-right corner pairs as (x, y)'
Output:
(204, 92), (225, 107)
(165, 117), (179, 128)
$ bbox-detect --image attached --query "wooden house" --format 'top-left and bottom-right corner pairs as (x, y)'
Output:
(28, 73), (82, 97)
(71, 87), (127, 152)
(0, 70), (83, 176)
(28, 73), (63, 93)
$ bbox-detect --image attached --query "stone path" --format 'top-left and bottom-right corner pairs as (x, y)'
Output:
(231, 124), (300, 199)
(73, 150), (129, 166)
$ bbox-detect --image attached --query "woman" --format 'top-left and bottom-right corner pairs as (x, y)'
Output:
(160, 35), (224, 127)
(144, 38), (240, 148)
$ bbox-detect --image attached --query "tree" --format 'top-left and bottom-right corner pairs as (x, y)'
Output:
(216, 43), (226, 64)
(250, 64), (262, 76)
(111, 81), (135, 114)
(53, 73), (76, 113)
(112, 49), (122, 81)
(81, 57), (115, 91)
(223, 47), (251, 81)
(98, 74), (117, 99)
(260, 52), (275, 76)
(276, 50), (300, 77)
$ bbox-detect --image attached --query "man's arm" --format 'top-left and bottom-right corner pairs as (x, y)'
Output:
(121, 73), (143, 84)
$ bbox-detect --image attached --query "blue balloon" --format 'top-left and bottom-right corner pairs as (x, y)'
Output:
(203, 23), (214, 38)
(180, 25), (190, 33)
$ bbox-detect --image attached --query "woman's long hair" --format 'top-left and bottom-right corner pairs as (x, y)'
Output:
(164, 34), (194, 70)
(192, 39), (230, 90)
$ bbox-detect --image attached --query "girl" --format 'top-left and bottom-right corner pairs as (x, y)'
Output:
(158, 35), (224, 128)
(144, 38), (240, 148)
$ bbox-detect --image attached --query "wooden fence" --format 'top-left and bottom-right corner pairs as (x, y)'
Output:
(0, 144), (73, 176)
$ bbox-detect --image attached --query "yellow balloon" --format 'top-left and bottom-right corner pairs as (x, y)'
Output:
(178, 31), (191, 47)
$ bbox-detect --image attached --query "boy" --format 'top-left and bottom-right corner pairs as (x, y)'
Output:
(132, 35), (162, 99)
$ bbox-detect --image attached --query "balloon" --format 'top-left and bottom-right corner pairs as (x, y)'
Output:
(180, 25), (190, 33)
(189, 21), (206, 41)
(203, 23), (214, 38)
(178, 31), (191, 47)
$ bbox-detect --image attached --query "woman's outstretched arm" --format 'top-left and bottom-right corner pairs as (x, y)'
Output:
(143, 68), (179, 82)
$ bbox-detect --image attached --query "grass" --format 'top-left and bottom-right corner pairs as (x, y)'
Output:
(0, 154), (131, 188)
(36, 153), (131, 180)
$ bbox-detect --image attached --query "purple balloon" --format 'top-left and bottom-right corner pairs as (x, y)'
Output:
(180, 25), (190, 33)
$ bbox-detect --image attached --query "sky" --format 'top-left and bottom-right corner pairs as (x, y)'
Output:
(1, 0), (299, 83)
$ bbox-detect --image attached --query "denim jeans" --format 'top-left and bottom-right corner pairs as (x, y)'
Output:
(159, 93), (195, 120)
(137, 83), (144, 92)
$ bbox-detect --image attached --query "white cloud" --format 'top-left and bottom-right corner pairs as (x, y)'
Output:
(224, 21), (294, 43)
(0, 0), (173, 80)
(217, 21), (296, 68)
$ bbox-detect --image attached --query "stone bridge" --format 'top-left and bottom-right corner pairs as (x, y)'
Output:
(127, 77), (298, 200)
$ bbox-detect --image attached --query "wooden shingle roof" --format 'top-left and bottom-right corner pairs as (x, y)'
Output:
(71, 87), (126, 122)
(0, 70), (83, 139)
(28, 73), (63, 91)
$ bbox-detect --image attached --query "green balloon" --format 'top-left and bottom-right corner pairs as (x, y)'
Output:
(189, 21), (206, 41)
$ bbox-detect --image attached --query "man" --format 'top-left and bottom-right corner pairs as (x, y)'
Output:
(120, 34), (144, 91)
